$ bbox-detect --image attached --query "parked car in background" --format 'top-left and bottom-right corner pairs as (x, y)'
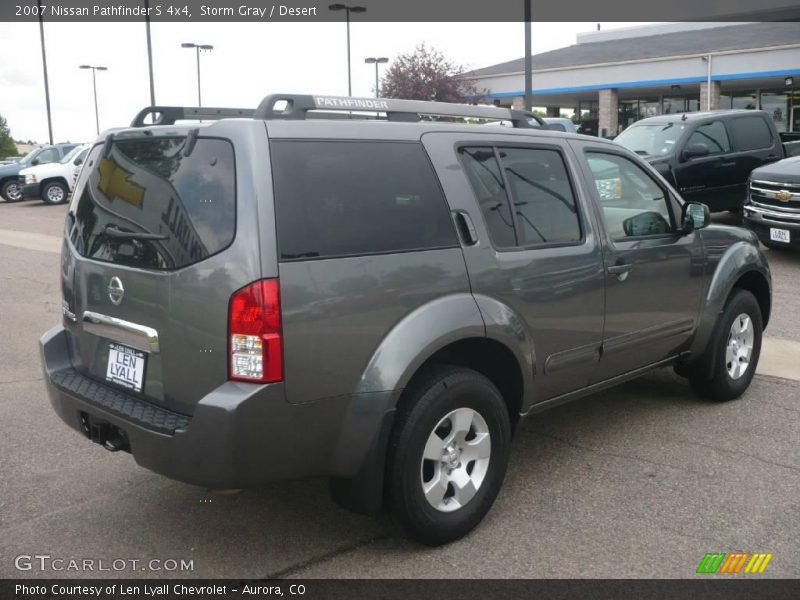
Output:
(20, 144), (90, 205)
(744, 155), (800, 250)
(0, 143), (80, 202)
(614, 110), (796, 212)
(1, 156), (22, 165)
(41, 95), (771, 546)
(542, 117), (580, 133)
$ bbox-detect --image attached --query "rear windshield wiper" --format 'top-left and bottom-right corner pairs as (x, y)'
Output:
(103, 225), (169, 241)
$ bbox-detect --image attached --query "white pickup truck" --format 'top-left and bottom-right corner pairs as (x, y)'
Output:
(20, 144), (90, 204)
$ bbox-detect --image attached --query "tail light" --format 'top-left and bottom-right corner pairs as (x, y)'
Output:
(228, 279), (283, 383)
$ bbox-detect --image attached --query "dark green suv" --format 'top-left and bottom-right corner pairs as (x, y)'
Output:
(40, 95), (771, 545)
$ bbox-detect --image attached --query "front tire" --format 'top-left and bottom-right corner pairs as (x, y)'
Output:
(689, 289), (763, 401)
(1, 180), (23, 202)
(42, 181), (68, 205)
(386, 365), (511, 546)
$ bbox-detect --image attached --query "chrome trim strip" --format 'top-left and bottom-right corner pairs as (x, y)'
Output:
(751, 180), (800, 189)
(745, 204), (800, 222)
(749, 198), (800, 214)
(750, 186), (800, 199)
(82, 311), (160, 353)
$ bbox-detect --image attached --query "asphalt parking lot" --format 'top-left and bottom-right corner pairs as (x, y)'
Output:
(0, 201), (798, 579)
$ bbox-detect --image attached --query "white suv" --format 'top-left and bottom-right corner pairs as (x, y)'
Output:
(20, 144), (90, 205)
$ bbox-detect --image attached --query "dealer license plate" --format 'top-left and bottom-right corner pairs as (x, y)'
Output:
(769, 228), (790, 243)
(106, 343), (147, 393)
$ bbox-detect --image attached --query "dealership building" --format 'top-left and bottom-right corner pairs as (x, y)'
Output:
(468, 22), (800, 136)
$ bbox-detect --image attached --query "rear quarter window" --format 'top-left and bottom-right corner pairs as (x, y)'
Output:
(729, 116), (773, 151)
(70, 136), (236, 270)
(270, 140), (457, 260)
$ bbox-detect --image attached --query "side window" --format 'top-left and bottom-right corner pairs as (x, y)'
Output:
(270, 141), (457, 260)
(729, 117), (773, 151)
(685, 121), (731, 155)
(586, 153), (673, 239)
(36, 148), (59, 164)
(498, 147), (581, 245)
(458, 147), (516, 248)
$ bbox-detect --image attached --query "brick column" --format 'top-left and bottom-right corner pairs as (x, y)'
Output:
(511, 96), (526, 110)
(546, 106), (560, 117)
(598, 89), (619, 137)
(700, 81), (720, 111)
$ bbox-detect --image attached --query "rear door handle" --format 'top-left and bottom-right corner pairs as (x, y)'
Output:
(452, 211), (478, 246)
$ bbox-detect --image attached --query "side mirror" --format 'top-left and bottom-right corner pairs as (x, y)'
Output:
(682, 143), (710, 160)
(74, 157), (83, 166)
(30, 158), (40, 166)
(681, 202), (710, 233)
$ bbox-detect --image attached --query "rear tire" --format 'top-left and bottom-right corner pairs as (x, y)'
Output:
(386, 364), (511, 546)
(42, 181), (68, 205)
(1, 180), (23, 202)
(689, 289), (762, 402)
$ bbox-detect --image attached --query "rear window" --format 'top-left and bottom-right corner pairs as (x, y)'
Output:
(729, 116), (773, 151)
(270, 141), (456, 260)
(70, 137), (236, 270)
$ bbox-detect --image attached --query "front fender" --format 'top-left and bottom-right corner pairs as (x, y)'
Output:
(689, 239), (771, 358)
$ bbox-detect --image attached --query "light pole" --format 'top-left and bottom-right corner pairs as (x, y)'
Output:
(364, 57), (388, 98)
(181, 42), (214, 107)
(328, 4), (366, 96)
(37, 0), (53, 144)
(79, 65), (108, 136)
(144, 0), (156, 106)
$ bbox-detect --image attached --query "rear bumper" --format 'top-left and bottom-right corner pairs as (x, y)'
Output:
(743, 207), (800, 250)
(40, 325), (394, 489)
(21, 183), (41, 199)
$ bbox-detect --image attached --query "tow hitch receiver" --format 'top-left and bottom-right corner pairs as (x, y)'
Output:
(79, 411), (130, 452)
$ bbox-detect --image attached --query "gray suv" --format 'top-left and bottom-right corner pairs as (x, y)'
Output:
(40, 95), (771, 545)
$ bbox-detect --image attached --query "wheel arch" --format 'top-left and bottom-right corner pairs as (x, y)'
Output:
(686, 240), (771, 362)
(41, 176), (70, 189)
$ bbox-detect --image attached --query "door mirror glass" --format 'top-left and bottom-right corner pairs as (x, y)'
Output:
(622, 211), (672, 237)
(683, 143), (710, 159)
(681, 202), (710, 233)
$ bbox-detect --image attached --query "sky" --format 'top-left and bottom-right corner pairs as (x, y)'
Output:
(0, 21), (649, 144)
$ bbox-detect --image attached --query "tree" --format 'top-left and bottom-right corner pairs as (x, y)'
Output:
(0, 114), (18, 157)
(380, 43), (481, 104)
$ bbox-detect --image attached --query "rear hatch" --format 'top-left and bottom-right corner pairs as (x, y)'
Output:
(61, 130), (258, 415)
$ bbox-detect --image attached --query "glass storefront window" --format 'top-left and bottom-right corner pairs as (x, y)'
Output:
(731, 91), (758, 110)
(760, 91), (790, 132)
(618, 101), (638, 132)
(639, 98), (661, 119)
(662, 96), (700, 114)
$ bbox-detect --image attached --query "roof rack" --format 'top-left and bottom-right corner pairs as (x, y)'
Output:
(130, 106), (255, 127)
(130, 94), (545, 129)
(254, 94), (543, 128)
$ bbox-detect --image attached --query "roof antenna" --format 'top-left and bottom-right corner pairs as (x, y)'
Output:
(597, 23), (601, 31)
(681, 113), (687, 121)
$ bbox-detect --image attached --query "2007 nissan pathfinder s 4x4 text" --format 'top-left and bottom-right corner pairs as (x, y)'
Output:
(40, 95), (771, 546)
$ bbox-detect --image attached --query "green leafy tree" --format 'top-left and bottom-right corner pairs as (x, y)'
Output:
(380, 44), (481, 104)
(0, 114), (18, 156)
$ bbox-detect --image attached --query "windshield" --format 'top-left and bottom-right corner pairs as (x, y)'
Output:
(615, 123), (686, 157)
(18, 148), (39, 165)
(60, 145), (85, 164)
